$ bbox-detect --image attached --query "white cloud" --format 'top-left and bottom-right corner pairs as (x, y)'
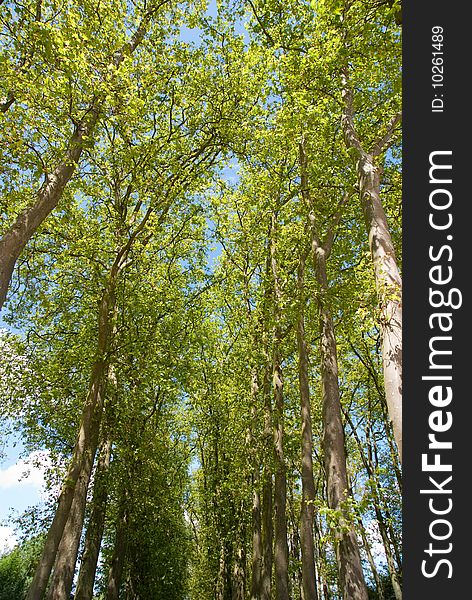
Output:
(0, 451), (50, 491)
(0, 525), (18, 554)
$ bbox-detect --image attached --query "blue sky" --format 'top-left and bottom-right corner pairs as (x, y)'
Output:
(0, 434), (49, 553)
(0, 0), (236, 554)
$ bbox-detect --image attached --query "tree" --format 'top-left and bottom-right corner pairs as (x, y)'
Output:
(0, 2), (402, 599)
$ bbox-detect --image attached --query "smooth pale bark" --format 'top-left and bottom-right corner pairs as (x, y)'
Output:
(349, 342), (402, 493)
(297, 253), (319, 600)
(358, 154), (402, 462)
(0, 5), (165, 311)
(341, 68), (403, 462)
(270, 213), (290, 600)
(383, 409), (402, 494)
(357, 516), (384, 600)
(74, 438), (112, 600)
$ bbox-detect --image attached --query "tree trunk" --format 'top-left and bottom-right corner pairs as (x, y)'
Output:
(0, 7), (160, 311)
(340, 69), (402, 462)
(26, 285), (115, 600)
(298, 135), (368, 599)
(367, 427), (402, 600)
(344, 407), (402, 600)
(47, 463), (91, 600)
(232, 522), (246, 600)
(0, 108), (101, 311)
(261, 472), (273, 600)
(313, 514), (327, 600)
(357, 516), (384, 600)
(316, 250), (369, 600)
(297, 253), (319, 600)
(245, 361), (263, 600)
(250, 478), (263, 600)
(74, 437), (112, 600)
(261, 309), (273, 600)
(358, 154), (402, 462)
(106, 506), (128, 600)
(270, 213), (290, 600)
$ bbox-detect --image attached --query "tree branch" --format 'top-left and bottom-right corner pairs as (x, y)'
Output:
(371, 110), (402, 156)
(340, 66), (366, 157)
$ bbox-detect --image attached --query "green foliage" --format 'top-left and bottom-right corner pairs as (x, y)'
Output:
(1, 0), (401, 598)
(0, 536), (43, 600)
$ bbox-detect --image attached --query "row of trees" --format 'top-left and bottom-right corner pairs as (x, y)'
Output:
(0, 0), (402, 599)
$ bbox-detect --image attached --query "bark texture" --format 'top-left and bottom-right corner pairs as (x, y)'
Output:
(249, 369), (263, 600)
(297, 253), (319, 600)
(47, 464), (91, 600)
(74, 438), (112, 600)
(299, 137), (369, 600)
(358, 154), (402, 461)
(341, 67), (403, 462)
(26, 282), (116, 600)
(316, 253), (368, 600)
(270, 213), (290, 600)
(106, 506), (129, 600)
(250, 475), (263, 600)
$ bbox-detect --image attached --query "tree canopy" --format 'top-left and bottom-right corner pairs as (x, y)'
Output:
(0, 1), (402, 599)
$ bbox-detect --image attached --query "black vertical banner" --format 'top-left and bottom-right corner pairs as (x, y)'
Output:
(404, 2), (468, 598)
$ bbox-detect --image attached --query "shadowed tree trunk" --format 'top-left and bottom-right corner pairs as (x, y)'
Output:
(74, 437), (112, 600)
(47, 465), (92, 600)
(261, 360), (273, 600)
(232, 519), (246, 600)
(316, 258), (368, 600)
(261, 468), (273, 600)
(260, 245), (274, 600)
(106, 503), (129, 600)
(299, 137), (369, 600)
(26, 175), (159, 599)
(48, 393), (115, 600)
(250, 469), (263, 599)
(270, 212), (290, 600)
(26, 284), (116, 600)
(248, 368), (263, 600)
(297, 249), (319, 600)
